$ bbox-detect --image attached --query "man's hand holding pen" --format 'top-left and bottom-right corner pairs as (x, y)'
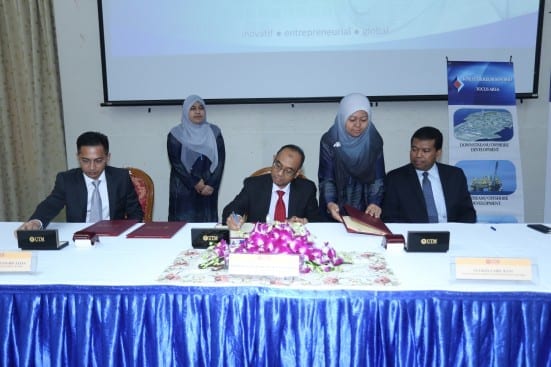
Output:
(226, 212), (307, 230)
(288, 216), (308, 225)
(227, 212), (244, 230)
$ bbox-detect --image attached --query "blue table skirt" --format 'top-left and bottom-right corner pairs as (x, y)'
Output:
(1, 285), (550, 367)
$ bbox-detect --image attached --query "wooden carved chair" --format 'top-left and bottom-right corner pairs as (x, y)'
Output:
(127, 167), (154, 222)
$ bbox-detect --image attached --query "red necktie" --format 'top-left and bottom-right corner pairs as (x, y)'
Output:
(274, 190), (286, 222)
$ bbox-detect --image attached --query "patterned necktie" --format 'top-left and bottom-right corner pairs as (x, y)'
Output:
(274, 190), (286, 222)
(89, 180), (102, 222)
(422, 172), (438, 223)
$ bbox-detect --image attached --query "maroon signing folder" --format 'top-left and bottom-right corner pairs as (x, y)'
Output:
(340, 204), (391, 236)
(77, 220), (139, 237)
(126, 221), (186, 239)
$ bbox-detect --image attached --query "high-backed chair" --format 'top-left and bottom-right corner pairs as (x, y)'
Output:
(250, 166), (306, 179)
(127, 167), (154, 222)
(250, 167), (272, 177)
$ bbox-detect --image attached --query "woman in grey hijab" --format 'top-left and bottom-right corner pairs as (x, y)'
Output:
(318, 93), (385, 222)
(167, 95), (225, 222)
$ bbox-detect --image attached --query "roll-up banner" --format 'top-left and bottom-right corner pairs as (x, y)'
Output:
(447, 61), (524, 223)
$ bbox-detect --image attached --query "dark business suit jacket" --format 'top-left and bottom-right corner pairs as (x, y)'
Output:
(222, 174), (322, 223)
(381, 162), (476, 223)
(30, 166), (143, 227)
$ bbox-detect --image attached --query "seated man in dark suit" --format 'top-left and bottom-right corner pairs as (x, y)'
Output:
(223, 144), (322, 229)
(381, 126), (476, 223)
(18, 131), (143, 230)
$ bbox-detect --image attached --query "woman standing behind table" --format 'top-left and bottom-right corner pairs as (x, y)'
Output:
(318, 93), (385, 222)
(168, 95), (225, 222)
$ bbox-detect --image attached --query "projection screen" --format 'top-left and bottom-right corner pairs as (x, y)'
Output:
(98, 0), (545, 105)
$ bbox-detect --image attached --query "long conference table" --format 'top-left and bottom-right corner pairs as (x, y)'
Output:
(1, 221), (550, 366)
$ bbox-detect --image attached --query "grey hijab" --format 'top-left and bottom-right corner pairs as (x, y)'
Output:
(329, 93), (383, 183)
(170, 95), (218, 173)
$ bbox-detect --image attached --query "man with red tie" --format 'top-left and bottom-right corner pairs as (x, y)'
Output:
(223, 144), (322, 230)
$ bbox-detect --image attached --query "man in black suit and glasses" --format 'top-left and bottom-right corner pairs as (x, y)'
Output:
(223, 144), (322, 229)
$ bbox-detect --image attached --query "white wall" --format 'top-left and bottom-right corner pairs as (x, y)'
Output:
(53, 0), (551, 222)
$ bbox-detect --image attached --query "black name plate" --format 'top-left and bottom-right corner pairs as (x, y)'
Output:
(17, 230), (68, 250)
(191, 228), (230, 249)
(406, 231), (450, 252)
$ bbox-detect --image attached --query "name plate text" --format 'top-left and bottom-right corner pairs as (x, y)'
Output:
(455, 257), (532, 281)
(0, 251), (34, 272)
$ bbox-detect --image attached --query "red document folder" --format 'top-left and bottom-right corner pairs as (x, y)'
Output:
(126, 221), (186, 239)
(77, 220), (139, 236)
(340, 204), (392, 236)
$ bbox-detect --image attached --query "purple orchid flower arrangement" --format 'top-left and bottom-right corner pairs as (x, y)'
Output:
(199, 222), (344, 273)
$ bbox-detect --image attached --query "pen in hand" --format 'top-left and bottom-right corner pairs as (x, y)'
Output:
(228, 211), (243, 230)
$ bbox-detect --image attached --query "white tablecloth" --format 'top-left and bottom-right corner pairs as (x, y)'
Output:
(1, 221), (550, 292)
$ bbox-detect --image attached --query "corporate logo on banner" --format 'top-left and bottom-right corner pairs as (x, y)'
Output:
(447, 61), (524, 223)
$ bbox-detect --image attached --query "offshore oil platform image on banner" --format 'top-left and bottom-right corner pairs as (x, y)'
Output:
(470, 161), (503, 194)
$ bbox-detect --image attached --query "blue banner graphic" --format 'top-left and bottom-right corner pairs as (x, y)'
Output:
(448, 60), (524, 223)
(447, 61), (516, 106)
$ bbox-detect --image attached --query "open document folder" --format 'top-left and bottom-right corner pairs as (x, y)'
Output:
(340, 204), (391, 236)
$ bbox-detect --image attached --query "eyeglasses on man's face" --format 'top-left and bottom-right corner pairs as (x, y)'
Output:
(272, 160), (297, 177)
